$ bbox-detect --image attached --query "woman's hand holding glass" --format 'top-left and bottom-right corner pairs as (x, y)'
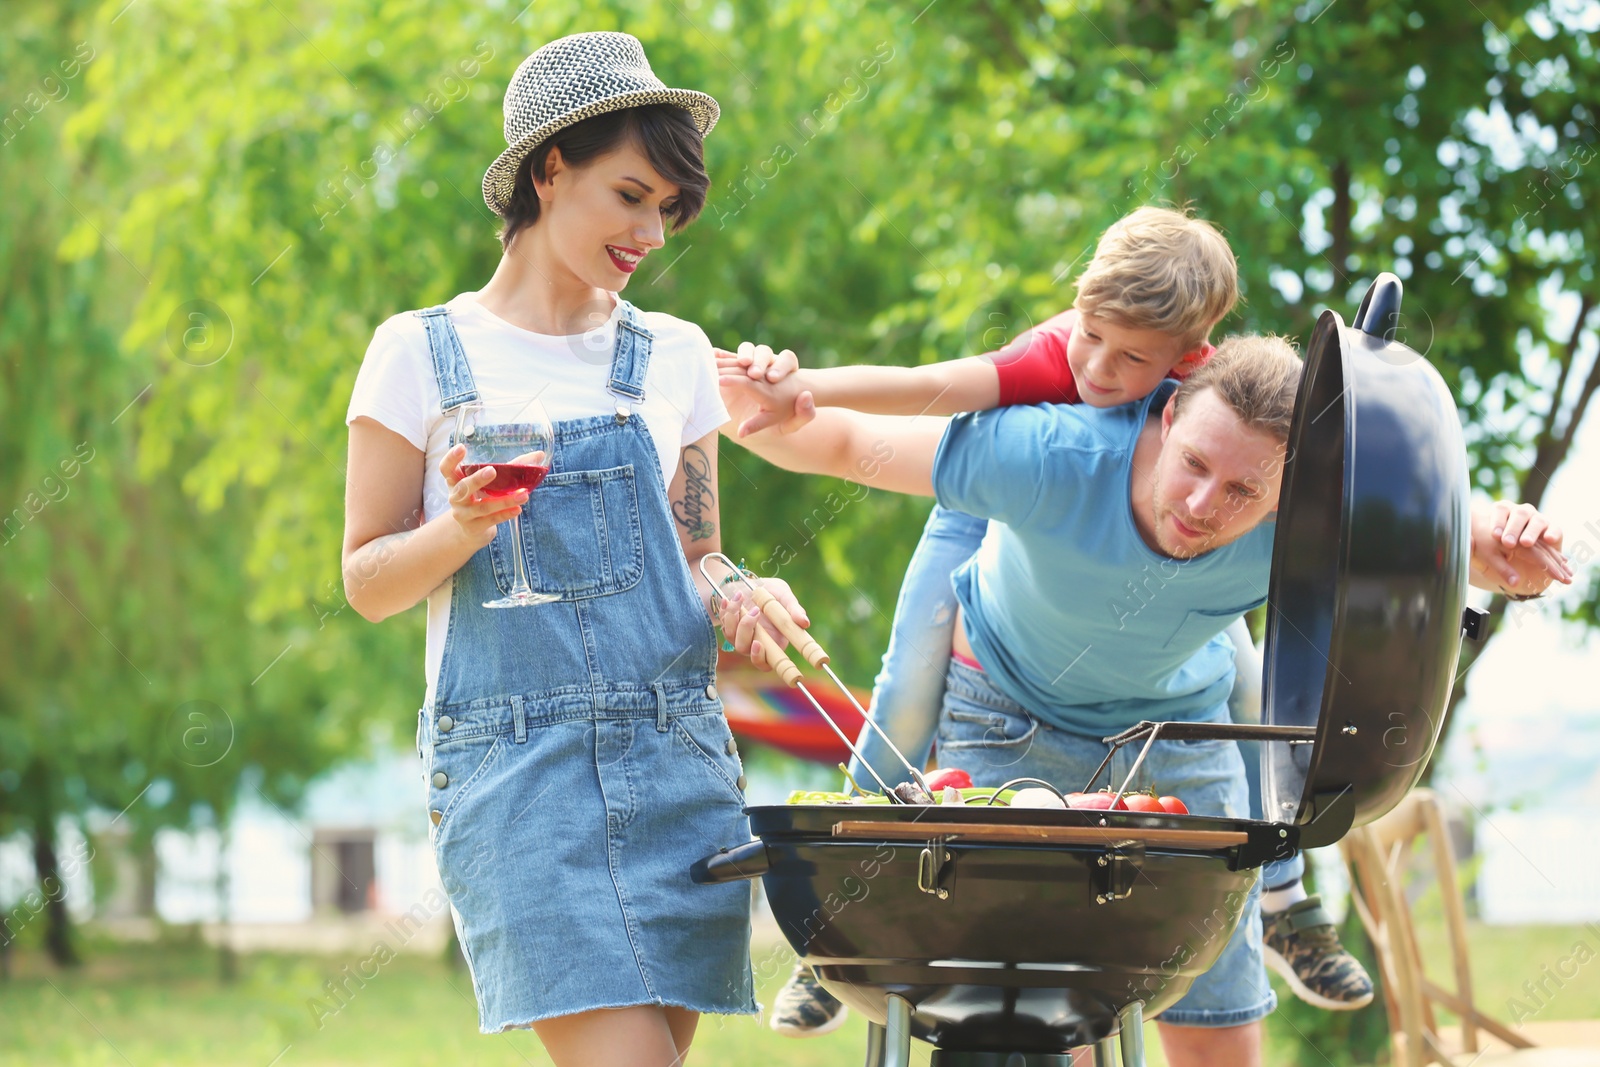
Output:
(446, 395), (561, 607)
(441, 443), (540, 547)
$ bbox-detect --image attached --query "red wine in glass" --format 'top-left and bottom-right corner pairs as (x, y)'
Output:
(454, 395), (560, 608)
(459, 462), (550, 497)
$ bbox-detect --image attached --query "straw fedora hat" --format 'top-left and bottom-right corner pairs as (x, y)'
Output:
(482, 31), (720, 216)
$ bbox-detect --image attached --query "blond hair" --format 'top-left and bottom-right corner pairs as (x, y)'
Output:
(1073, 206), (1239, 350)
(1171, 334), (1303, 441)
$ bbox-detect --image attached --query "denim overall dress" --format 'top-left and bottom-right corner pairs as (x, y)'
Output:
(414, 301), (756, 1032)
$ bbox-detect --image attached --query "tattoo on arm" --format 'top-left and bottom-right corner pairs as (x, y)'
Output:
(672, 444), (717, 541)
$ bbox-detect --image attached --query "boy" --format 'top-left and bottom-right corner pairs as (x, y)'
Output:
(719, 208), (1371, 1034)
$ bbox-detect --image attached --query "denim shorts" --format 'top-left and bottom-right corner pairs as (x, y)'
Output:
(422, 699), (757, 1032)
(937, 660), (1277, 1028)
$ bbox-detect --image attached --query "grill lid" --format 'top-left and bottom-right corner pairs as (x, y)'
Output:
(1261, 274), (1474, 847)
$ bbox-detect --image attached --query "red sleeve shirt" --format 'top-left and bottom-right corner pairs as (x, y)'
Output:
(989, 310), (1081, 406)
(988, 309), (1216, 407)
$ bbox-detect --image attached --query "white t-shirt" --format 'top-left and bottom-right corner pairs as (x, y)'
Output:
(344, 291), (730, 709)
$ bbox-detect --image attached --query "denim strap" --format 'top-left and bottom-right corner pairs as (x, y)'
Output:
(511, 694), (528, 744)
(607, 302), (652, 417)
(415, 306), (480, 413)
(652, 683), (669, 733)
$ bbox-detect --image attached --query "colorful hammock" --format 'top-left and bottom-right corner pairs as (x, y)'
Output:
(716, 654), (869, 765)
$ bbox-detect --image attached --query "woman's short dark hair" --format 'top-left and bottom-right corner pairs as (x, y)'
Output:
(497, 104), (710, 251)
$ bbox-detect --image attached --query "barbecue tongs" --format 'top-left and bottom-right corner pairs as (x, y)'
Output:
(698, 552), (931, 801)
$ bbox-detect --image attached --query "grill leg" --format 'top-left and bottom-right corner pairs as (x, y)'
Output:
(864, 1022), (886, 1067)
(1093, 1035), (1118, 1066)
(884, 993), (913, 1067)
(1118, 1001), (1146, 1067)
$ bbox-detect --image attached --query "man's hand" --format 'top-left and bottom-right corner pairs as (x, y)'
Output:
(716, 342), (816, 437)
(716, 576), (811, 673)
(1469, 501), (1572, 597)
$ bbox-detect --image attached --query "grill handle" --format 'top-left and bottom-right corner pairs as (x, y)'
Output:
(691, 840), (771, 884)
(1352, 272), (1403, 339)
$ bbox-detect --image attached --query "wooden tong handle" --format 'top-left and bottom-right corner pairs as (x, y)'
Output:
(745, 581), (829, 669)
(769, 647), (803, 687)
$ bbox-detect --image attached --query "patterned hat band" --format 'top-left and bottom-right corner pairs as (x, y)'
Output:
(482, 31), (719, 216)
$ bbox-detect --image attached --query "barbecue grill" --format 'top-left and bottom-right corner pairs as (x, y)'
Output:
(694, 275), (1485, 1066)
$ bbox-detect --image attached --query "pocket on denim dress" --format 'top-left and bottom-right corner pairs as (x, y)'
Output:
(426, 731), (506, 841)
(488, 464), (644, 601)
(672, 712), (747, 806)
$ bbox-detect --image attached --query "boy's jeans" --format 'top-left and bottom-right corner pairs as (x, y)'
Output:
(847, 505), (986, 786)
(846, 503), (1303, 889)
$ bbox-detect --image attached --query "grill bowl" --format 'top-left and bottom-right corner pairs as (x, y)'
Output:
(702, 802), (1286, 1052)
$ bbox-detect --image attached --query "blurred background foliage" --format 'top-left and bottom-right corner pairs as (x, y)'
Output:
(3, 0), (1598, 1001)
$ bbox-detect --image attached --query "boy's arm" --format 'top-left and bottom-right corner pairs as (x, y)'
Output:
(790, 358), (1001, 416)
(718, 345), (1000, 436)
(720, 404), (945, 498)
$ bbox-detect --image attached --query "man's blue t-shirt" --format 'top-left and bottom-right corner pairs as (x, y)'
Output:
(931, 381), (1276, 735)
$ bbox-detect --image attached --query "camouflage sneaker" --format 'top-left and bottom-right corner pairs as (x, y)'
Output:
(1261, 895), (1375, 1011)
(770, 962), (849, 1037)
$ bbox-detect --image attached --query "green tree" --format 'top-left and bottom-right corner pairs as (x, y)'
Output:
(63, 0), (1599, 755)
(2, 0), (418, 972)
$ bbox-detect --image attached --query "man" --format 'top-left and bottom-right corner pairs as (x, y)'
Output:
(720, 333), (1569, 1066)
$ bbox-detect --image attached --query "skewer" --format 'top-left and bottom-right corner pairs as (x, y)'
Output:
(698, 552), (932, 799)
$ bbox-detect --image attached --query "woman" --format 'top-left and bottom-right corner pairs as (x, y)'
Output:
(341, 32), (804, 1065)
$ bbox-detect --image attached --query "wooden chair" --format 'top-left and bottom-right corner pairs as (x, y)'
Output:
(1342, 788), (1600, 1067)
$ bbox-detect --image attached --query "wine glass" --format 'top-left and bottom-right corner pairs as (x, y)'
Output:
(454, 395), (561, 608)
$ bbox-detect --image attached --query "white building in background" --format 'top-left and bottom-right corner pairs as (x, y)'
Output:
(1, 749), (451, 955)
(1440, 691), (1600, 924)
(1476, 810), (1600, 925)
(146, 750), (441, 926)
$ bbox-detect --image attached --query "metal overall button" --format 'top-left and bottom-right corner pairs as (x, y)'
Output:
(432, 771), (449, 789)
(437, 715), (454, 733)
(705, 683), (718, 701)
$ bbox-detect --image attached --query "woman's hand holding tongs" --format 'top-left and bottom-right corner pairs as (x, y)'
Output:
(716, 576), (811, 673)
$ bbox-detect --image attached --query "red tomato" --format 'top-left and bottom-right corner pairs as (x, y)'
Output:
(1068, 791), (1128, 811)
(924, 768), (973, 791)
(1124, 794), (1164, 813)
(1158, 795), (1189, 815)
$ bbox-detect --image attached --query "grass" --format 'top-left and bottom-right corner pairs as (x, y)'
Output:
(1411, 911), (1600, 1025)
(0, 920), (1595, 1066)
(0, 928), (869, 1067)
